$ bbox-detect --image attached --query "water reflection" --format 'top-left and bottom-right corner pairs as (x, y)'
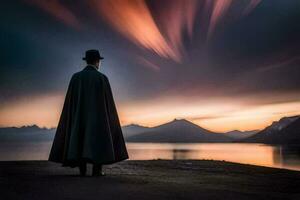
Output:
(272, 145), (300, 170)
(0, 142), (299, 171)
(126, 143), (300, 171)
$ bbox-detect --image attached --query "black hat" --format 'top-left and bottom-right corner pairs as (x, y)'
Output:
(82, 49), (104, 61)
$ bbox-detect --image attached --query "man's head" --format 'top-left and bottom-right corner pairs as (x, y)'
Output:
(82, 49), (104, 68)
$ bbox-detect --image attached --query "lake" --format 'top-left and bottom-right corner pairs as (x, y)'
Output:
(1, 142), (300, 171)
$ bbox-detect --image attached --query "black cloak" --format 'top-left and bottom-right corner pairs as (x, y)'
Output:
(48, 65), (129, 167)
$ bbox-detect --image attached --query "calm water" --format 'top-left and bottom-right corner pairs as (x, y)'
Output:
(1, 142), (300, 171)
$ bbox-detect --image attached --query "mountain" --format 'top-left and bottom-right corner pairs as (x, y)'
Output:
(0, 125), (55, 143)
(242, 115), (300, 144)
(224, 130), (259, 139)
(126, 118), (232, 143)
(121, 124), (150, 138)
(274, 117), (300, 144)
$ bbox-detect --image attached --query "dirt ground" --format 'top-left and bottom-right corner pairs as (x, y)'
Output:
(1, 159), (300, 200)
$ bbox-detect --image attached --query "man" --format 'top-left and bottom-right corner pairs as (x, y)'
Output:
(48, 49), (129, 176)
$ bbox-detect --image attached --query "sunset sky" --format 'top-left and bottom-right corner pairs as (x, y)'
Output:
(0, 0), (300, 132)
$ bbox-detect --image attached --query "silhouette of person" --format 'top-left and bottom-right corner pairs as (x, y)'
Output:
(48, 49), (129, 176)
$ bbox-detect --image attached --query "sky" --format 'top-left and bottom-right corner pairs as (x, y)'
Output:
(0, 0), (300, 132)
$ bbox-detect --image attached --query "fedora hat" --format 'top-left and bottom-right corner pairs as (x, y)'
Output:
(82, 49), (104, 61)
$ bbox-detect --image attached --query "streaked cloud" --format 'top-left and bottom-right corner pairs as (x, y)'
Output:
(243, 0), (262, 16)
(137, 56), (161, 72)
(25, 0), (81, 29)
(93, 0), (180, 62)
(154, 0), (199, 61)
(207, 0), (233, 39)
(206, 0), (261, 39)
(24, 0), (262, 62)
(257, 56), (300, 72)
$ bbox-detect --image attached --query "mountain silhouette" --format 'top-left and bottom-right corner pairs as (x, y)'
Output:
(2, 116), (299, 144)
(126, 118), (232, 143)
(0, 125), (55, 143)
(224, 130), (259, 139)
(241, 115), (300, 144)
(121, 124), (150, 138)
(274, 117), (300, 144)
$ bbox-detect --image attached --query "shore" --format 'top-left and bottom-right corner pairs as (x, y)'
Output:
(1, 159), (300, 200)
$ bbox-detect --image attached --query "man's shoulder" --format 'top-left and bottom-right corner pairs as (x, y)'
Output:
(70, 71), (80, 81)
(99, 72), (109, 80)
(72, 70), (108, 80)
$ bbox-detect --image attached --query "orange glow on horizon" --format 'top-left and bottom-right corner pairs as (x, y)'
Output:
(0, 94), (64, 129)
(120, 97), (300, 132)
(1, 93), (300, 133)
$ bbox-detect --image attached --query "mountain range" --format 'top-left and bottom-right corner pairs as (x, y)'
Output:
(0, 125), (55, 143)
(0, 115), (299, 144)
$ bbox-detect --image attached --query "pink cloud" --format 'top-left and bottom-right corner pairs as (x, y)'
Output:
(26, 0), (80, 29)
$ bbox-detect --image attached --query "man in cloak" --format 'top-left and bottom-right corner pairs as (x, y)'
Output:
(48, 49), (129, 176)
